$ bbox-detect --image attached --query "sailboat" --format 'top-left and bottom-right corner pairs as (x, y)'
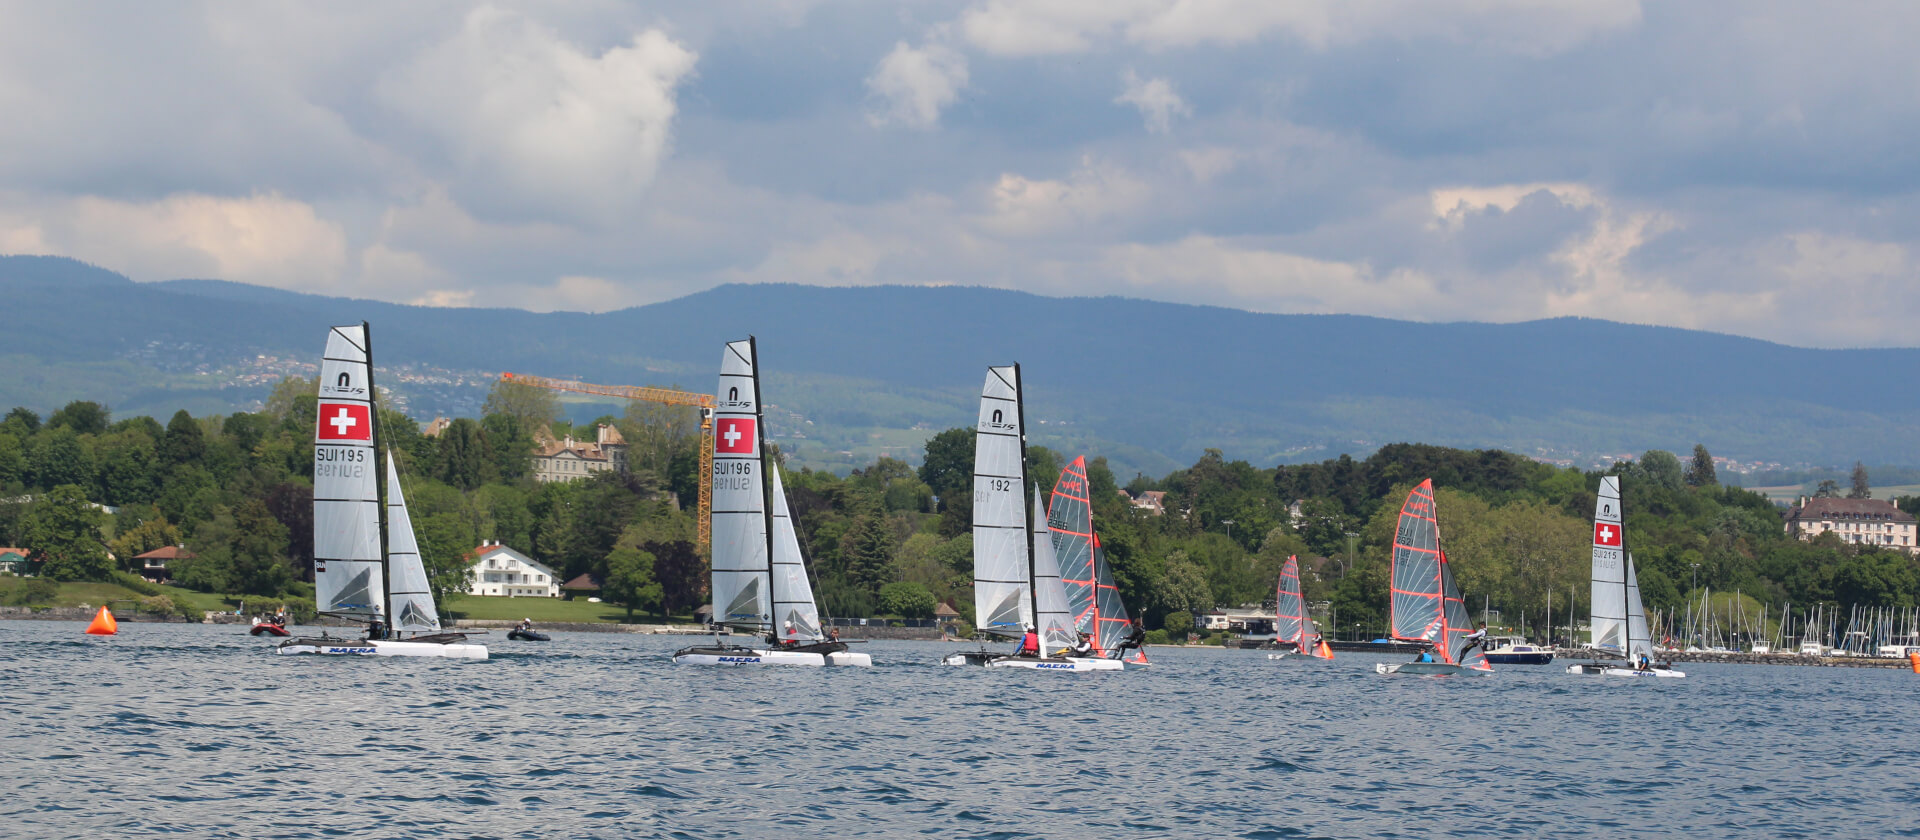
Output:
(1268, 555), (1333, 661)
(941, 365), (1121, 671)
(672, 338), (869, 667)
(1048, 457), (1150, 667)
(1374, 480), (1491, 676)
(1567, 476), (1685, 678)
(277, 323), (486, 659)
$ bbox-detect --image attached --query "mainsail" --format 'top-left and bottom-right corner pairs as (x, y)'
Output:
(711, 338), (772, 630)
(313, 323), (384, 618)
(972, 365), (1032, 638)
(1031, 488), (1077, 655)
(1275, 554), (1308, 650)
(769, 467), (825, 643)
(1590, 475), (1629, 653)
(1048, 457), (1097, 632)
(1388, 480), (1444, 645)
(384, 453), (440, 634)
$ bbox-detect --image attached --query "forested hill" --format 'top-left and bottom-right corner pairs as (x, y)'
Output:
(5, 254), (1920, 474)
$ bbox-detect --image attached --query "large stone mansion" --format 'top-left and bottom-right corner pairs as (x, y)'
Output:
(1782, 496), (1918, 554)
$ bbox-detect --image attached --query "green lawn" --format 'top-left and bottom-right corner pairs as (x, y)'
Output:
(0, 577), (153, 608)
(446, 595), (691, 624)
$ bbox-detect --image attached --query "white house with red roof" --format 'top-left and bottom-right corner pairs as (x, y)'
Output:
(464, 541), (561, 597)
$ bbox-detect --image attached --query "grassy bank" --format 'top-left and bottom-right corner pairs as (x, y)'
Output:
(447, 595), (690, 624)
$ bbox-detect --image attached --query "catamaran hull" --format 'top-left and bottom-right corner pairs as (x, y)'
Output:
(941, 652), (1121, 671)
(1566, 662), (1686, 678)
(275, 638), (489, 659)
(1375, 662), (1489, 676)
(672, 646), (825, 666)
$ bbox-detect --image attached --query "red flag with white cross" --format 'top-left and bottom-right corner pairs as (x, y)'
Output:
(1593, 521), (1622, 547)
(316, 402), (372, 442)
(715, 417), (757, 454)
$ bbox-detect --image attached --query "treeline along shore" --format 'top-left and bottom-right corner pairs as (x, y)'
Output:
(3, 380), (1919, 650)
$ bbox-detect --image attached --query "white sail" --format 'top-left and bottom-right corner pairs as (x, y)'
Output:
(1031, 487), (1076, 656)
(384, 452), (440, 634)
(313, 323), (384, 618)
(1590, 475), (1628, 652)
(711, 338), (772, 629)
(1625, 554), (1655, 661)
(972, 365), (1032, 638)
(769, 466), (825, 643)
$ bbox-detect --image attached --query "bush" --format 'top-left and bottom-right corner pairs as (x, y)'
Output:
(8, 578), (59, 606)
(1145, 629), (1170, 646)
(877, 581), (937, 618)
(1162, 611), (1193, 635)
(112, 572), (162, 597)
(139, 594), (181, 618)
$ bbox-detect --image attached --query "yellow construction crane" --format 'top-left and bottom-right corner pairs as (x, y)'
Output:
(498, 372), (715, 552)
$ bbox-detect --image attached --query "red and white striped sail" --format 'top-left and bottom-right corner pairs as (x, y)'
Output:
(1388, 479), (1489, 669)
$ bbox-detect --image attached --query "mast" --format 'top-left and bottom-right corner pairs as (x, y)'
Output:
(751, 336), (778, 636)
(1014, 363), (1038, 630)
(363, 320), (391, 626)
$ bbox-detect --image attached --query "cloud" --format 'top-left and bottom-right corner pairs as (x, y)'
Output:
(864, 41), (970, 129)
(1115, 70), (1190, 133)
(958, 0), (1642, 56)
(980, 157), (1152, 236)
(0, 191), (348, 292)
(376, 7), (698, 224)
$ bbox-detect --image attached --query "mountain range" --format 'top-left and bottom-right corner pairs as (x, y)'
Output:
(4, 254), (1917, 478)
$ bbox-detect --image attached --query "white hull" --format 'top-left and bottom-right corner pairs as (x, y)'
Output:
(673, 647), (825, 666)
(824, 651), (873, 667)
(1567, 662), (1686, 678)
(941, 652), (1123, 671)
(1375, 662), (1490, 676)
(275, 638), (488, 659)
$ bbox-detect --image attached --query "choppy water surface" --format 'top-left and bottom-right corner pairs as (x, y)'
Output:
(2, 622), (1916, 839)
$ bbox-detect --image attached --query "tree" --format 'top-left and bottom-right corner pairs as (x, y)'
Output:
(20, 484), (111, 581)
(160, 410), (206, 467)
(1849, 461), (1871, 499)
(483, 379), (560, 435)
(836, 494), (895, 594)
(1152, 551), (1213, 618)
(1, 407), (40, 438)
(878, 581), (936, 618)
(1814, 479), (1841, 498)
(1639, 450), (1685, 491)
(1685, 444), (1717, 487)
(604, 544), (662, 620)
(46, 400), (110, 435)
(30, 427), (95, 490)
(109, 513), (182, 571)
(433, 417), (495, 491)
(917, 427), (973, 509)
(0, 432), (26, 488)
(264, 375), (319, 421)
(227, 499), (294, 595)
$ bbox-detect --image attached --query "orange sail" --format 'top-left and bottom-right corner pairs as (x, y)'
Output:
(85, 605), (118, 635)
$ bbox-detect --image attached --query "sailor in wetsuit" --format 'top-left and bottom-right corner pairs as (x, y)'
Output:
(1069, 631), (1095, 658)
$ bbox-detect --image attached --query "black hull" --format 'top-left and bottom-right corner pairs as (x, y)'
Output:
(507, 630), (550, 641)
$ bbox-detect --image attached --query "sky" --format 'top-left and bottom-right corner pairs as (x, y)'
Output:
(1, 1), (1916, 348)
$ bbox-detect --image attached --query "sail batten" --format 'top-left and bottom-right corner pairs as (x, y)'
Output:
(1275, 555), (1307, 650)
(972, 365), (1032, 638)
(313, 323), (384, 618)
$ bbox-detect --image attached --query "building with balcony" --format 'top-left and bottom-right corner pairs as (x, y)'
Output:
(531, 424), (629, 483)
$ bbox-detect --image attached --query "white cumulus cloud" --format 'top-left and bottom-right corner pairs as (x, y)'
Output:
(865, 41), (970, 130)
(377, 8), (698, 224)
(1116, 70), (1190, 133)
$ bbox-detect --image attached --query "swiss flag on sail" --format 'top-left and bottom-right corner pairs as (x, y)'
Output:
(316, 402), (372, 442)
(1594, 522), (1622, 547)
(715, 417), (756, 454)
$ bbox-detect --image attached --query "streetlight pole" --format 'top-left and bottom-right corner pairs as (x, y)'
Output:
(1344, 531), (1358, 577)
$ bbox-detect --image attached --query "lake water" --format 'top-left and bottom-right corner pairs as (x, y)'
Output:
(2, 622), (1916, 839)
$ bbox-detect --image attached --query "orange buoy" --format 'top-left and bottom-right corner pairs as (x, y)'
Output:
(1319, 640), (1335, 659)
(85, 605), (117, 636)
(1908, 651), (1919, 674)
